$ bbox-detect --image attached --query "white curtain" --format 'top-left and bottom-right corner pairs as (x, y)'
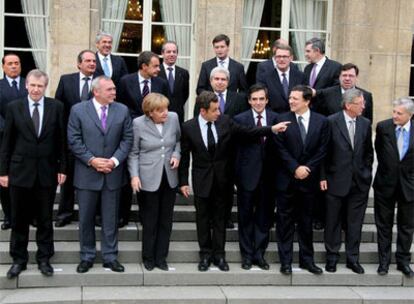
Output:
(101, 0), (129, 51)
(290, 0), (325, 66)
(21, 0), (48, 71)
(159, 0), (192, 69)
(241, 0), (265, 72)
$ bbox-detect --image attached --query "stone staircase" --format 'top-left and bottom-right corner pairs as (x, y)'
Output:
(0, 195), (413, 303)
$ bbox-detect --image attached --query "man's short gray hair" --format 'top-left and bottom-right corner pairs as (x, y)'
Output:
(392, 97), (414, 114)
(91, 75), (112, 92)
(341, 88), (363, 108)
(26, 69), (49, 86)
(209, 66), (230, 81)
(95, 31), (113, 44)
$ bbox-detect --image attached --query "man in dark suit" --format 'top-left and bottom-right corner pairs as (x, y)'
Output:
(321, 88), (373, 274)
(0, 69), (67, 279)
(54, 49), (97, 227)
(94, 31), (129, 88)
(256, 44), (306, 113)
(159, 41), (189, 123)
(317, 63), (373, 122)
(273, 85), (328, 275)
(0, 53), (28, 230)
(67, 76), (132, 274)
(374, 97), (414, 277)
(179, 91), (288, 272)
(196, 34), (248, 95)
(234, 84), (279, 270)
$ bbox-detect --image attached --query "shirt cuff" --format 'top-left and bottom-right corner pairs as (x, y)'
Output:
(111, 157), (119, 168)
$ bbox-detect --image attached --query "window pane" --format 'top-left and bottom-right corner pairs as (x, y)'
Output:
(125, 0), (144, 21)
(5, 0), (23, 13)
(152, 0), (162, 22)
(290, 0), (328, 31)
(4, 16), (31, 48)
(151, 24), (166, 54)
(260, 0), (282, 28)
(117, 22), (143, 54)
(249, 30), (280, 60)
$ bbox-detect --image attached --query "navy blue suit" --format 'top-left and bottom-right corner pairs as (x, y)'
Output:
(256, 60), (299, 83)
(234, 109), (278, 262)
(94, 53), (128, 88)
(273, 111), (329, 265)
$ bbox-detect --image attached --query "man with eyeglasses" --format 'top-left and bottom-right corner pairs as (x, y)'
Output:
(256, 44), (306, 113)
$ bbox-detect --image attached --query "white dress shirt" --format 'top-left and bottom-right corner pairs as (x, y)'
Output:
(216, 57), (229, 70)
(138, 72), (151, 94)
(295, 109), (310, 133)
(198, 114), (218, 148)
(97, 52), (113, 77)
(28, 96), (44, 136)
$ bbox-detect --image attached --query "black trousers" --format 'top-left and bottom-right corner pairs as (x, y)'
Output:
(0, 131), (10, 223)
(194, 180), (226, 260)
(56, 154), (75, 221)
(276, 184), (315, 265)
(140, 172), (175, 264)
(375, 184), (414, 266)
(325, 184), (368, 264)
(237, 179), (274, 261)
(9, 183), (56, 264)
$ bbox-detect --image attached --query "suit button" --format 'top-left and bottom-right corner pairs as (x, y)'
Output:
(161, 139), (164, 142)
(161, 146), (165, 150)
(161, 154), (165, 158)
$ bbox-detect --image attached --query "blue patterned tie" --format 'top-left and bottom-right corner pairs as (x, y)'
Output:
(218, 93), (225, 114)
(167, 67), (174, 94)
(282, 73), (289, 98)
(102, 57), (110, 77)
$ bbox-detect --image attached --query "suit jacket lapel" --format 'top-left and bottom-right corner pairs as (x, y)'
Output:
(224, 91), (234, 112)
(39, 98), (51, 139)
(289, 112), (304, 149)
(86, 100), (105, 134)
(336, 112), (353, 148)
(20, 98), (38, 138)
(194, 117), (209, 154)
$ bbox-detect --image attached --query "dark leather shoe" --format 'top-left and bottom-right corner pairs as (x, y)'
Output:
(241, 258), (252, 270)
(256, 258), (270, 270)
(7, 263), (26, 279)
(377, 264), (389, 276)
(213, 258), (229, 271)
(226, 220), (235, 229)
(156, 261), (169, 271)
(198, 258), (210, 272)
(76, 260), (93, 273)
(118, 218), (127, 228)
(31, 219), (37, 227)
(313, 221), (324, 230)
(397, 264), (414, 278)
(38, 261), (54, 276)
(103, 260), (124, 272)
(300, 262), (323, 274)
(325, 261), (337, 273)
(54, 218), (71, 228)
(346, 262), (365, 274)
(1, 220), (11, 230)
(280, 264), (292, 275)
(143, 260), (155, 271)
(95, 217), (102, 227)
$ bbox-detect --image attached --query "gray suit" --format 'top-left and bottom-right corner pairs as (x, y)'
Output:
(67, 99), (132, 263)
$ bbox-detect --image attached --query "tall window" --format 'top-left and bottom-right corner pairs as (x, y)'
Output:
(0, 0), (49, 76)
(410, 34), (414, 98)
(241, 0), (332, 84)
(100, 0), (194, 72)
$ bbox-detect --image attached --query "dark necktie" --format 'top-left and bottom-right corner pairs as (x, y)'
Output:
(81, 77), (90, 100)
(142, 80), (150, 98)
(32, 103), (40, 137)
(207, 121), (215, 156)
(257, 114), (265, 144)
(167, 67), (174, 94)
(12, 80), (19, 97)
(282, 73), (289, 98)
(218, 93), (225, 114)
(298, 116), (307, 144)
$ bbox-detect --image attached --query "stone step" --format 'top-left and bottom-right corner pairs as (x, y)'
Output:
(0, 263), (411, 290)
(0, 241), (412, 265)
(0, 286), (412, 304)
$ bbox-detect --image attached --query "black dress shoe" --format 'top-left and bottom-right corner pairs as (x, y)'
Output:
(198, 258), (210, 272)
(346, 262), (365, 274)
(256, 258), (270, 270)
(156, 261), (169, 271)
(143, 260), (155, 271)
(1, 220), (11, 230)
(213, 258), (229, 271)
(241, 258), (252, 270)
(31, 219), (37, 227)
(226, 220), (235, 229)
(325, 261), (337, 273)
(103, 260), (125, 272)
(118, 218), (127, 228)
(54, 218), (71, 228)
(300, 262), (323, 274)
(313, 221), (324, 230)
(377, 264), (389, 276)
(6, 263), (26, 279)
(95, 217), (102, 227)
(38, 261), (54, 276)
(397, 264), (414, 278)
(76, 260), (93, 273)
(280, 264), (292, 275)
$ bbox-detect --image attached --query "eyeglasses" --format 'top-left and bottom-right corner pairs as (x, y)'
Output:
(275, 55), (290, 60)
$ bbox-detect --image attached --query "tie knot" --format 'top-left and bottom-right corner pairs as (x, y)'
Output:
(101, 105), (107, 112)
(83, 77), (90, 81)
(219, 60), (225, 66)
(12, 80), (17, 86)
(167, 67), (173, 72)
(103, 56), (108, 62)
(143, 80), (148, 85)
(299, 116), (303, 121)
(257, 114), (262, 120)
(282, 73), (286, 77)
(33, 102), (39, 107)
(207, 121), (212, 127)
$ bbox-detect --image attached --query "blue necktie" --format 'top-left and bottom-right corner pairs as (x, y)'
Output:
(298, 116), (306, 144)
(142, 80), (149, 97)
(282, 73), (289, 98)
(167, 67), (174, 94)
(218, 93), (225, 114)
(102, 57), (110, 77)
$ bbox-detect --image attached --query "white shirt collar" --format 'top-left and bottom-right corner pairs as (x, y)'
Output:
(97, 52), (111, 62)
(163, 63), (175, 71)
(28, 96), (44, 106)
(92, 97), (109, 113)
(198, 113), (212, 127)
(138, 72), (151, 83)
(397, 120), (411, 132)
(276, 67), (290, 78)
(79, 72), (92, 80)
(5, 75), (21, 87)
(252, 108), (266, 119)
(295, 109), (310, 122)
(343, 110), (356, 123)
(314, 56), (327, 67)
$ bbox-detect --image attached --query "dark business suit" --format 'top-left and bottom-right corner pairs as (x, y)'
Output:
(0, 77), (27, 225)
(304, 58), (341, 90)
(67, 100), (132, 262)
(256, 60), (299, 83)
(159, 65), (189, 123)
(179, 114), (272, 260)
(317, 85), (373, 123)
(0, 97), (66, 265)
(55, 72), (93, 223)
(196, 58), (248, 95)
(234, 109), (279, 262)
(273, 111), (329, 265)
(373, 119), (414, 267)
(94, 53), (128, 88)
(322, 111), (373, 264)
(256, 67), (306, 113)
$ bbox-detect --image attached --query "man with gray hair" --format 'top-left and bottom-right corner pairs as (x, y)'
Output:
(374, 97), (414, 277)
(94, 31), (128, 88)
(320, 88), (373, 274)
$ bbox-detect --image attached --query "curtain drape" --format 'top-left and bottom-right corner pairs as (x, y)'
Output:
(241, 0), (265, 72)
(21, 0), (48, 71)
(159, 0), (192, 70)
(101, 0), (129, 52)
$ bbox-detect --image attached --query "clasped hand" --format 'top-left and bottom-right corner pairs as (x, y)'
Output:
(90, 157), (115, 174)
